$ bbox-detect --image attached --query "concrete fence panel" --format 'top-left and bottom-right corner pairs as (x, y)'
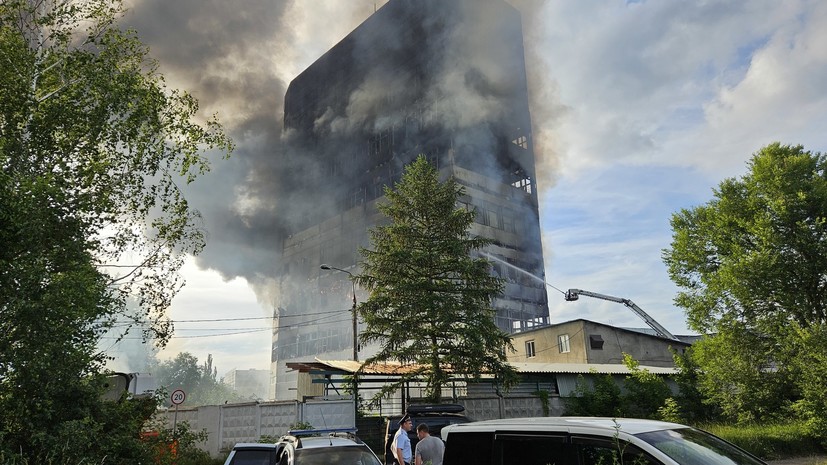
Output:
(160, 395), (555, 458)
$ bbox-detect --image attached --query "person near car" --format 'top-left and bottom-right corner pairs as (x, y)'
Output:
(393, 414), (413, 465)
(414, 423), (444, 465)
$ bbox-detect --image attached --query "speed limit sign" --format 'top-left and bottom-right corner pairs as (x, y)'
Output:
(171, 389), (186, 405)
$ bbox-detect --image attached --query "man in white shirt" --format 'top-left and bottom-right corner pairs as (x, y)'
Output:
(393, 414), (413, 465)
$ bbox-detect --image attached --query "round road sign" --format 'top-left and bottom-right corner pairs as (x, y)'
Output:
(171, 389), (186, 405)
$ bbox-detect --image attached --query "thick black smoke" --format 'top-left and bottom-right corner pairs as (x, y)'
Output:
(121, 1), (383, 303)
(121, 0), (560, 308)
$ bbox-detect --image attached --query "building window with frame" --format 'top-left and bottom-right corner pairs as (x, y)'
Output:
(558, 334), (570, 353)
(525, 340), (536, 358)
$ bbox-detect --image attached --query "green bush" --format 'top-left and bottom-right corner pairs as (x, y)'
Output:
(563, 373), (621, 417)
(622, 354), (672, 419)
(704, 421), (825, 460)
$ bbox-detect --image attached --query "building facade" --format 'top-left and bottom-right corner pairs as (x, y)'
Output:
(507, 319), (693, 368)
(271, 0), (549, 400)
(222, 368), (270, 400)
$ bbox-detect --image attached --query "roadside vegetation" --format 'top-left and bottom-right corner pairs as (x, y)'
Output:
(565, 358), (827, 461)
(563, 143), (827, 463)
(662, 143), (827, 434)
(705, 422), (824, 461)
(0, 0), (231, 463)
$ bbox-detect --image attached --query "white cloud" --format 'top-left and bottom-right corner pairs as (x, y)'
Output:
(698, 1), (827, 173)
(526, 0), (824, 178)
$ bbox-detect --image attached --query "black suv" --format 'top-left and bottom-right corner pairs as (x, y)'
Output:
(383, 404), (470, 465)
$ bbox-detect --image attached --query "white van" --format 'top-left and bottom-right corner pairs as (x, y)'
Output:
(441, 417), (767, 465)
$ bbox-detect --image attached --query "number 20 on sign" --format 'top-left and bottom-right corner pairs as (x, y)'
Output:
(171, 389), (186, 405)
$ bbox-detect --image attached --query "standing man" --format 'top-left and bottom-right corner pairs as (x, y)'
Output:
(393, 414), (413, 465)
(414, 423), (444, 465)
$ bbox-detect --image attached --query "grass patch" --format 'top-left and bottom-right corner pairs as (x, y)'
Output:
(703, 421), (825, 461)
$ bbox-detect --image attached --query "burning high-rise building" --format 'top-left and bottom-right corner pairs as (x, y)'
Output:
(271, 0), (549, 400)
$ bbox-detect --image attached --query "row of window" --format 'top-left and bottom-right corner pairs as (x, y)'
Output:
(443, 431), (658, 465)
(524, 334), (571, 358)
(524, 333), (608, 358)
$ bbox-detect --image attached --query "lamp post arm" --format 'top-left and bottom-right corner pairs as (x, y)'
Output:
(320, 264), (359, 362)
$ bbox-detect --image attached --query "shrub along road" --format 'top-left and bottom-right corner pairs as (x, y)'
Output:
(767, 456), (827, 465)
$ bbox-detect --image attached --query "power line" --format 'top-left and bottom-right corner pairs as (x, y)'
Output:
(100, 328), (271, 340)
(100, 315), (353, 340)
(170, 329), (271, 339)
(175, 308), (348, 322)
(105, 308), (352, 328)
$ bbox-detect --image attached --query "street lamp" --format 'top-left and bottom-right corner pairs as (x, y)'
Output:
(320, 264), (358, 362)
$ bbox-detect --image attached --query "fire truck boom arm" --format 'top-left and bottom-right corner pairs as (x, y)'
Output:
(564, 288), (678, 341)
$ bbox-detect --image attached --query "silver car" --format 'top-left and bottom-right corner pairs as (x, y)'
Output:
(225, 429), (382, 465)
(441, 417), (767, 465)
(278, 435), (382, 465)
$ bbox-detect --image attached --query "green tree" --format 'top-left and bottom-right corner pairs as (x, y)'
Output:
(691, 325), (794, 423)
(0, 0), (231, 461)
(620, 353), (672, 420)
(152, 352), (239, 406)
(670, 346), (719, 423)
(790, 324), (827, 443)
(154, 353), (203, 399)
(563, 372), (621, 417)
(563, 357), (672, 420)
(356, 155), (516, 403)
(663, 142), (826, 423)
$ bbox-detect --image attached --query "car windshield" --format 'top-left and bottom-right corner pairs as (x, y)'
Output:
(230, 449), (273, 465)
(294, 446), (381, 465)
(635, 428), (765, 465)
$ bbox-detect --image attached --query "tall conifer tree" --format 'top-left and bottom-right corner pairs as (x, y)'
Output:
(357, 155), (516, 402)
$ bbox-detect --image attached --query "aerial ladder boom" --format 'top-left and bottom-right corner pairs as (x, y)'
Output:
(564, 288), (678, 341)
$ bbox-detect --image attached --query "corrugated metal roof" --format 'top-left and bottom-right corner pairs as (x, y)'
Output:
(285, 359), (429, 375)
(321, 359), (424, 375)
(511, 362), (677, 375)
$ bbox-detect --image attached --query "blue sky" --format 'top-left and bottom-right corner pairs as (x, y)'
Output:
(106, 0), (827, 376)
(529, 0), (827, 339)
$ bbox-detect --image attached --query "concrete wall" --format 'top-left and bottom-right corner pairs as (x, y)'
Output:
(162, 396), (559, 458)
(462, 396), (555, 421)
(158, 399), (354, 457)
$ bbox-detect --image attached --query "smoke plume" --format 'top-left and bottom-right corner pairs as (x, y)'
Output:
(121, 0), (563, 308)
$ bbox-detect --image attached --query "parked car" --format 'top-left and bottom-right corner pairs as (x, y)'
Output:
(223, 442), (279, 465)
(224, 428), (382, 465)
(441, 417), (767, 465)
(278, 428), (382, 465)
(383, 404), (470, 465)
